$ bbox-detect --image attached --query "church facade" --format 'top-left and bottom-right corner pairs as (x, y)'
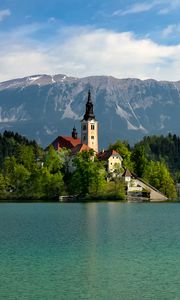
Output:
(49, 90), (98, 153)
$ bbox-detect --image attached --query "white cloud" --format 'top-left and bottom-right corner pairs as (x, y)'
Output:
(113, 0), (180, 16)
(159, 0), (180, 14)
(113, 2), (157, 16)
(162, 23), (180, 38)
(0, 25), (180, 82)
(0, 9), (11, 21)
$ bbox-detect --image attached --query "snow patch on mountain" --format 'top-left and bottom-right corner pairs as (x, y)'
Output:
(0, 105), (30, 123)
(173, 83), (180, 100)
(127, 120), (147, 132)
(127, 120), (139, 130)
(51, 76), (56, 84)
(115, 102), (147, 132)
(139, 125), (148, 133)
(61, 75), (67, 82)
(44, 125), (58, 135)
(61, 101), (79, 120)
(116, 104), (131, 120)
(28, 76), (42, 82)
(159, 114), (170, 130)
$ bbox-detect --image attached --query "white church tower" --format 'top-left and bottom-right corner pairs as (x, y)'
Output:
(81, 90), (98, 153)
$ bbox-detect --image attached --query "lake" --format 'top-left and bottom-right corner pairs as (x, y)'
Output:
(0, 202), (180, 300)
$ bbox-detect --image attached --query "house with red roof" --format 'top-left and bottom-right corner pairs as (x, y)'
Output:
(97, 149), (123, 173)
(71, 143), (93, 155)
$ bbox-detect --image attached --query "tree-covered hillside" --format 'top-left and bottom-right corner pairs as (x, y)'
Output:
(136, 134), (180, 179)
(0, 131), (41, 167)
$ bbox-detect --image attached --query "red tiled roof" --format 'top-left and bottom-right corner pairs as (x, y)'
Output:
(61, 136), (81, 147)
(50, 136), (81, 150)
(71, 143), (92, 155)
(97, 149), (122, 160)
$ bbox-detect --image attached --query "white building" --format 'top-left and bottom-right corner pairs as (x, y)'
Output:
(97, 149), (123, 173)
(122, 168), (168, 201)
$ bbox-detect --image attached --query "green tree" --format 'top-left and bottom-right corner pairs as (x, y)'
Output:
(15, 144), (36, 171)
(143, 161), (176, 199)
(70, 151), (106, 196)
(44, 146), (63, 174)
(135, 134), (180, 177)
(42, 168), (64, 199)
(3, 156), (17, 190)
(89, 160), (106, 195)
(4, 157), (31, 196)
(13, 164), (31, 196)
(131, 144), (148, 177)
(0, 173), (6, 195)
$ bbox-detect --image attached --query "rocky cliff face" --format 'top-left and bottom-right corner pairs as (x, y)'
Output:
(0, 74), (180, 148)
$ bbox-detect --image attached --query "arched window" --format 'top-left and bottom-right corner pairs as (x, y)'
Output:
(91, 124), (95, 130)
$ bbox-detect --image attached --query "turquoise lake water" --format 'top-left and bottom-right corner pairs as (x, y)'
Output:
(0, 203), (180, 300)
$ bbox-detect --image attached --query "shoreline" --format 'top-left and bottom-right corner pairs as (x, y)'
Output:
(0, 198), (178, 203)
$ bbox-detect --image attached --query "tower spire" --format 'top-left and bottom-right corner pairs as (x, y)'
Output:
(83, 90), (95, 121)
(87, 89), (92, 103)
(72, 125), (78, 139)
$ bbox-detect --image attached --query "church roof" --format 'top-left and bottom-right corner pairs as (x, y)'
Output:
(83, 90), (96, 121)
(71, 143), (93, 155)
(122, 168), (133, 177)
(50, 136), (81, 150)
(97, 149), (122, 160)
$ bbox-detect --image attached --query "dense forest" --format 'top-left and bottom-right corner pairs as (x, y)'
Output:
(135, 134), (180, 181)
(0, 131), (178, 201)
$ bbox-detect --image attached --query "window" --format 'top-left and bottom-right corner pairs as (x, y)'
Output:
(83, 125), (86, 130)
(91, 136), (94, 139)
(91, 124), (95, 130)
(83, 135), (86, 141)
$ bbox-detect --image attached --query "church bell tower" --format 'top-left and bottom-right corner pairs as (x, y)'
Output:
(81, 90), (98, 153)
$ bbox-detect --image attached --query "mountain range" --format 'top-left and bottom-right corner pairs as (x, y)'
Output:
(0, 74), (180, 148)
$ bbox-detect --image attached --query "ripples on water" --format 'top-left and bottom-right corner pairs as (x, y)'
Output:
(0, 203), (180, 300)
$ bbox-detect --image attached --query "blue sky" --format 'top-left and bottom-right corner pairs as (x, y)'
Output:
(0, 0), (180, 81)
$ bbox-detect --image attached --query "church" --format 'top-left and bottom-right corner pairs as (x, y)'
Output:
(49, 90), (167, 201)
(50, 90), (123, 174)
(49, 90), (123, 174)
(50, 90), (99, 153)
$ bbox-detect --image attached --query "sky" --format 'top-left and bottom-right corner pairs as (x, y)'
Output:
(0, 0), (180, 81)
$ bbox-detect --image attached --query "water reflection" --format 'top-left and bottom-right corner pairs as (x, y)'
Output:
(1, 203), (180, 299)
